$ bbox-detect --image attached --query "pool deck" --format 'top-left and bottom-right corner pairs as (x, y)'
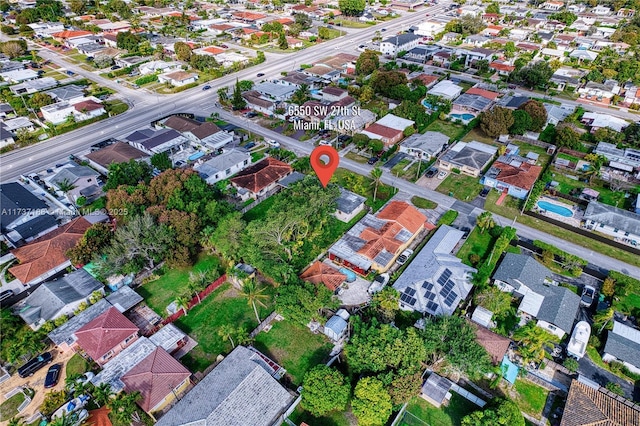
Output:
(535, 196), (582, 227)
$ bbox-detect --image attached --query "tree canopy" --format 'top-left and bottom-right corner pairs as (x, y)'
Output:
(351, 377), (393, 426)
(338, 0), (365, 16)
(301, 365), (350, 417)
(480, 107), (514, 138)
(462, 399), (524, 426)
(356, 50), (380, 76)
(518, 100), (547, 132)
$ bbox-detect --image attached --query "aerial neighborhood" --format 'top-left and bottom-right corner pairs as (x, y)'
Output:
(1, 0), (640, 425)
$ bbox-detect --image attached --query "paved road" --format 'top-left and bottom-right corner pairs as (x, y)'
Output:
(578, 355), (639, 401)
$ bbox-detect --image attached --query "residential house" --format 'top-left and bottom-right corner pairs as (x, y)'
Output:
(550, 67), (585, 92)
(415, 18), (449, 37)
(541, 1), (564, 11)
(230, 157), (293, 201)
(451, 93), (493, 118)
(49, 165), (101, 205)
(0, 69), (38, 84)
(243, 90), (277, 115)
(393, 225), (475, 315)
(139, 61), (182, 76)
(44, 85), (86, 103)
(581, 112), (629, 134)
(380, 33), (421, 56)
(603, 321), (640, 374)
(128, 129), (188, 155)
(400, 131), (449, 160)
(427, 80), (463, 100)
(593, 142), (640, 171)
(0, 126), (14, 148)
(474, 324), (511, 365)
(570, 50), (598, 63)
(334, 188), (366, 223)
(329, 201), (427, 275)
(9, 217), (92, 285)
(493, 253), (580, 338)
(464, 35), (490, 47)
(323, 309), (350, 342)
(75, 307), (139, 366)
(497, 95), (530, 110)
(40, 99), (106, 125)
(194, 149), (251, 184)
(253, 82), (297, 102)
(0, 182), (54, 246)
(560, 379), (640, 426)
(482, 154), (543, 199)
(0, 103), (14, 118)
(489, 61), (515, 76)
(322, 87), (348, 103)
(300, 261), (347, 292)
(420, 373), (453, 408)
(9, 77), (58, 95)
(0, 117), (34, 133)
(404, 46), (441, 64)
(438, 141), (497, 177)
(158, 71), (198, 87)
(583, 201), (640, 246)
(156, 346), (294, 426)
(361, 114), (415, 148)
(85, 142), (149, 175)
(16, 269), (104, 330)
(147, 323), (189, 356)
(577, 81), (619, 105)
(325, 108), (376, 132)
(91, 337), (158, 391)
(122, 347), (191, 415)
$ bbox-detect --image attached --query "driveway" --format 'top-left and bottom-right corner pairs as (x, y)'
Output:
(578, 355), (640, 401)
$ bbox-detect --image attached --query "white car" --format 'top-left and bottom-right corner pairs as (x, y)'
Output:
(265, 139), (280, 148)
(437, 170), (448, 180)
(396, 249), (414, 265)
(368, 273), (390, 294)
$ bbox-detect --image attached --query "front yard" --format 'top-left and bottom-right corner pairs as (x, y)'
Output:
(436, 173), (484, 202)
(253, 320), (332, 386)
(175, 283), (275, 373)
(456, 227), (495, 267)
(401, 393), (478, 426)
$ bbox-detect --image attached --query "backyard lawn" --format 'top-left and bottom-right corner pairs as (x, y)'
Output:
(253, 320), (332, 386)
(549, 171), (634, 210)
(288, 405), (351, 426)
(425, 120), (464, 140)
(461, 127), (497, 145)
(456, 227), (495, 266)
(436, 173), (484, 202)
(411, 196), (437, 210)
(137, 254), (223, 316)
(512, 379), (549, 419)
(65, 353), (90, 379)
(176, 283), (275, 373)
(331, 168), (397, 211)
(0, 392), (25, 421)
(401, 393), (479, 426)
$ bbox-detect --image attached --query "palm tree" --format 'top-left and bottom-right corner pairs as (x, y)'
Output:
(513, 322), (559, 364)
(92, 383), (113, 407)
(239, 280), (269, 324)
(476, 211), (496, 234)
(175, 294), (190, 316)
(56, 178), (76, 193)
(8, 416), (26, 426)
(49, 412), (75, 426)
(370, 167), (383, 201)
(188, 270), (209, 303)
(594, 308), (614, 334)
(217, 324), (238, 348)
(108, 391), (141, 425)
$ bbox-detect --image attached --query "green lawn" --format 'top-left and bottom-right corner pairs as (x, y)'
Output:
(0, 392), (25, 421)
(513, 379), (549, 419)
(457, 227), (495, 266)
(65, 353), (90, 379)
(514, 143), (552, 166)
(461, 127), (497, 145)
(344, 151), (369, 164)
(411, 196), (437, 210)
(484, 192), (640, 267)
(333, 18), (373, 28)
(288, 404), (351, 426)
(436, 173), (484, 202)
(402, 394), (479, 426)
(253, 320), (332, 386)
(549, 170), (633, 210)
(613, 293), (640, 317)
(136, 254), (223, 316)
(176, 283), (275, 372)
(425, 120), (464, 140)
(331, 168), (397, 212)
(391, 159), (432, 182)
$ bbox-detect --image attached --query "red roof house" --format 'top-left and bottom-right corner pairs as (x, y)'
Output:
(51, 30), (93, 40)
(486, 158), (543, 199)
(122, 347), (191, 414)
(300, 261), (347, 291)
(75, 307), (139, 365)
(9, 217), (91, 285)
(361, 123), (404, 147)
(465, 87), (500, 101)
(230, 157), (292, 200)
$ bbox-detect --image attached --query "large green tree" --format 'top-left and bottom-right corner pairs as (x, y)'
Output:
(351, 377), (393, 426)
(462, 398), (524, 426)
(338, 0), (366, 16)
(518, 100), (547, 132)
(480, 107), (514, 138)
(512, 62), (553, 89)
(67, 222), (113, 265)
(201, 212), (245, 262)
(104, 159), (153, 191)
(174, 41), (192, 61)
(276, 280), (338, 324)
(231, 79), (247, 110)
(356, 50), (380, 76)
(512, 322), (559, 363)
(301, 365), (350, 417)
(509, 110), (532, 135)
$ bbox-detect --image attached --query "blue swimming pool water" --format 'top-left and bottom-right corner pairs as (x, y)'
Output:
(339, 267), (357, 283)
(188, 151), (205, 161)
(450, 113), (475, 121)
(310, 89), (321, 95)
(538, 201), (573, 217)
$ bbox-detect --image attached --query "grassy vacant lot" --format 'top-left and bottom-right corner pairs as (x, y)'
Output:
(345, 151), (369, 164)
(391, 159), (432, 182)
(254, 320), (332, 386)
(65, 353), (90, 379)
(137, 254), (223, 316)
(550, 171), (634, 210)
(411, 196), (437, 210)
(333, 18), (373, 28)
(425, 120), (464, 140)
(513, 379), (549, 419)
(288, 405), (351, 426)
(484, 192), (640, 267)
(331, 168), (397, 211)
(402, 394), (478, 426)
(613, 293), (640, 318)
(176, 283), (275, 372)
(457, 227), (495, 266)
(516, 142), (552, 166)
(437, 173), (484, 202)
(0, 392), (25, 421)
(461, 127), (497, 145)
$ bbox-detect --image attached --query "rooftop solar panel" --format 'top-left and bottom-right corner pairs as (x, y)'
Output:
(406, 287), (416, 297)
(427, 301), (439, 312)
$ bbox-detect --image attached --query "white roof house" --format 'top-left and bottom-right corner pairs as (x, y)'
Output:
(138, 60), (182, 75)
(253, 81), (296, 101)
(427, 80), (463, 100)
(376, 113), (415, 131)
(194, 149), (251, 184)
(1, 69), (38, 83)
(581, 112), (629, 133)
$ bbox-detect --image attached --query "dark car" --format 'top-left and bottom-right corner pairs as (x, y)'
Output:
(244, 142), (256, 150)
(425, 168), (438, 178)
(202, 85), (211, 90)
(65, 70), (74, 76)
(256, 73), (265, 77)
(0, 289), (14, 302)
(337, 135), (352, 143)
(18, 352), (52, 378)
(479, 187), (490, 198)
(381, 28), (387, 32)
(220, 44), (229, 48)
(44, 364), (62, 388)
(111, 65), (121, 70)
(367, 157), (379, 165)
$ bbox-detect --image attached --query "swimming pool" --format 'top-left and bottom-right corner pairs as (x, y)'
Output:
(188, 151), (205, 161)
(450, 113), (475, 121)
(310, 89), (321, 95)
(339, 267), (357, 283)
(537, 201), (573, 217)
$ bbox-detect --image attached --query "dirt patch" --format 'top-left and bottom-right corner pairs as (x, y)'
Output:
(216, 286), (239, 300)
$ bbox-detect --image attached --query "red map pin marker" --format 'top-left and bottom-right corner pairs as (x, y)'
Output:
(310, 145), (340, 188)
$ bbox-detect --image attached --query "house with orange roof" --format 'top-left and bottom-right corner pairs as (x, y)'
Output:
(465, 87), (500, 101)
(482, 154), (543, 199)
(199, 46), (226, 56)
(489, 61), (515, 76)
(286, 37), (303, 49)
(230, 157), (293, 201)
(328, 201), (427, 274)
(122, 347), (191, 415)
(482, 25), (503, 37)
(9, 217), (91, 285)
(300, 261), (347, 291)
(232, 11), (267, 24)
(51, 30), (93, 41)
(74, 307), (139, 366)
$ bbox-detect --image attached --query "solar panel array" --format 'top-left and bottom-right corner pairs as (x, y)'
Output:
(400, 287), (417, 306)
(438, 268), (458, 308)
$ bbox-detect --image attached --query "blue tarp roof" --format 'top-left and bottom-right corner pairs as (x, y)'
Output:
(501, 355), (519, 384)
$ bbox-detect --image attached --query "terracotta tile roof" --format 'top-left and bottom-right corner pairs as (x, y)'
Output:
(358, 222), (404, 258)
(122, 347), (191, 413)
(560, 379), (640, 426)
(52, 30), (93, 39)
(412, 74), (439, 86)
(363, 123), (403, 140)
(202, 46), (225, 55)
(490, 62), (515, 72)
(210, 24), (234, 31)
(75, 307), (139, 361)
(230, 157), (292, 194)
(492, 160), (542, 191)
(473, 323), (511, 365)
(276, 18), (294, 25)
(242, 28), (258, 35)
(87, 407), (112, 426)
(232, 11), (267, 21)
(73, 100), (104, 112)
(9, 217), (91, 283)
(376, 201), (427, 234)
(300, 261), (347, 291)
(466, 87), (500, 101)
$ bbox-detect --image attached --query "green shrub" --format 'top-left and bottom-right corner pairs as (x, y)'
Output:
(437, 210), (458, 226)
(135, 74), (158, 86)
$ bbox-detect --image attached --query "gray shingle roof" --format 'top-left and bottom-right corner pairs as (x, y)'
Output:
(493, 253), (551, 290)
(51, 166), (99, 186)
(105, 286), (143, 312)
(9, 214), (57, 242)
(584, 201), (640, 236)
(604, 332), (640, 369)
(0, 183), (48, 231)
(43, 84), (85, 101)
(156, 346), (294, 426)
(534, 285), (581, 334)
(335, 188), (366, 215)
(402, 131), (449, 156)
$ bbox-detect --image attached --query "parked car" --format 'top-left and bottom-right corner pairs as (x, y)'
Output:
(202, 85), (211, 90)
(479, 187), (490, 198)
(437, 170), (448, 180)
(18, 352), (52, 378)
(368, 273), (390, 294)
(244, 142), (256, 150)
(367, 157), (379, 165)
(0, 289), (14, 302)
(381, 28), (387, 32)
(396, 249), (414, 265)
(265, 139), (280, 148)
(581, 285), (596, 307)
(425, 168), (438, 178)
(65, 70), (74, 76)
(111, 65), (121, 70)
(220, 44), (229, 48)
(44, 364), (62, 388)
